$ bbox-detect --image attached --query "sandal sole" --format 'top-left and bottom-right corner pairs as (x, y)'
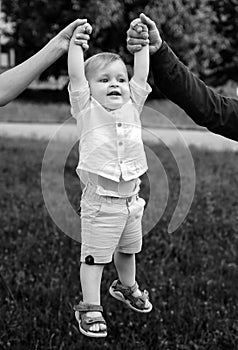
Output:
(109, 287), (153, 313)
(75, 311), (107, 338)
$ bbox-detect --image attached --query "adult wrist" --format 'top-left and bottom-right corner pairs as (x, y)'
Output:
(150, 40), (168, 67)
(156, 39), (163, 53)
(150, 38), (163, 55)
(50, 35), (66, 56)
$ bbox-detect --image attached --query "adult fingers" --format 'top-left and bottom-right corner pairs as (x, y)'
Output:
(84, 23), (92, 34)
(127, 37), (149, 46)
(68, 18), (88, 31)
(75, 23), (92, 34)
(127, 27), (149, 40)
(75, 33), (90, 41)
(139, 13), (157, 30)
(127, 44), (143, 53)
(74, 39), (89, 50)
(82, 43), (89, 51)
(74, 39), (87, 45)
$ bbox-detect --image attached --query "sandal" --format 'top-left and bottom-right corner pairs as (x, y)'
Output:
(73, 301), (107, 338)
(109, 279), (153, 313)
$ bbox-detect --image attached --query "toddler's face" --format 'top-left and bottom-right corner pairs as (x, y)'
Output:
(87, 60), (130, 110)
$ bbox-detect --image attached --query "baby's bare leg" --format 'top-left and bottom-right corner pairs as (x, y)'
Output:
(113, 251), (150, 305)
(114, 251), (136, 287)
(80, 263), (106, 332)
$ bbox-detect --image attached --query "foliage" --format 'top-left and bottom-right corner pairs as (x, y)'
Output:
(1, 0), (126, 78)
(143, 0), (230, 84)
(206, 0), (238, 84)
(2, 0), (238, 84)
(0, 137), (238, 349)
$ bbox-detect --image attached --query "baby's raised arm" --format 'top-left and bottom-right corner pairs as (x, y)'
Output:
(131, 19), (149, 87)
(68, 23), (92, 91)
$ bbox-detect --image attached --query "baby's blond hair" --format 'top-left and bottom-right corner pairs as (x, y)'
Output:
(85, 52), (126, 80)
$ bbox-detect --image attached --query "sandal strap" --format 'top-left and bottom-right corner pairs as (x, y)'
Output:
(79, 310), (107, 334)
(113, 280), (150, 309)
(128, 281), (139, 293)
(115, 280), (139, 295)
(83, 315), (106, 325)
(133, 290), (149, 305)
(73, 301), (103, 313)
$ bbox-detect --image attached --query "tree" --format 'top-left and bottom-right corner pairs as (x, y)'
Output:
(1, 0), (125, 78)
(143, 0), (231, 85)
(2, 0), (237, 85)
(206, 0), (238, 85)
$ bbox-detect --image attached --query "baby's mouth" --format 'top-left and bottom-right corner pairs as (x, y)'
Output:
(107, 91), (121, 96)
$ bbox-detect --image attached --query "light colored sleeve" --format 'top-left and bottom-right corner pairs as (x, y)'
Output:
(0, 37), (65, 107)
(129, 78), (152, 114)
(68, 81), (91, 118)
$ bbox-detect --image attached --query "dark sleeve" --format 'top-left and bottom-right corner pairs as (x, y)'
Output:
(151, 41), (238, 141)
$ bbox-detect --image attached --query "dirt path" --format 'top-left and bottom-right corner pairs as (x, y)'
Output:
(0, 122), (237, 151)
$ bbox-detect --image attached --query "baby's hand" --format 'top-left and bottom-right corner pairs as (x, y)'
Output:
(130, 18), (148, 35)
(74, 23), (92, 51)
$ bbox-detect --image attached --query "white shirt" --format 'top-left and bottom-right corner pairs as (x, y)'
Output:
(68, 78), (151, 195)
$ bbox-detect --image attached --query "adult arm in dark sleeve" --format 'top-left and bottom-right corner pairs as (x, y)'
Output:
(151, 41), (238, 141)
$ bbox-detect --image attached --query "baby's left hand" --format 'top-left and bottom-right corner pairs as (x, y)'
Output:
(130, 18), (148, 34)
(74, 23), (92, 51)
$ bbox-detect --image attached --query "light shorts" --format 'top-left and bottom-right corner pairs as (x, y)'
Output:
(80, 183), (146, 264)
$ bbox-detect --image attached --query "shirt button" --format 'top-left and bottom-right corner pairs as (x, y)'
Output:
(117, 123), (122, 127)
(118, 141), (123, 146)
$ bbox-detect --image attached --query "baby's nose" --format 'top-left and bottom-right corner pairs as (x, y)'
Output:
(110, 79), (119, 87)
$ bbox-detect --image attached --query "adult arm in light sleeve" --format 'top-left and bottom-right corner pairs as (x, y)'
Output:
(0, 19), (87, 107)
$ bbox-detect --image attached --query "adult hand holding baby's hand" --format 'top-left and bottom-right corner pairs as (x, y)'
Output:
(74, 22), (92, 51)
(127, 13), (162, 55)
(130, 18), (148, 34)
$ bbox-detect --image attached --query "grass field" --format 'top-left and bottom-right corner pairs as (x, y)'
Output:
(0, 98), (202, 130)
(0, 101), (71, 124)
(0, 137), (237, 349)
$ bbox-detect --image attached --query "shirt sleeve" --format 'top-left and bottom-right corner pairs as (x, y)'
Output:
(68, 81), (91, 118)
(129, 78), (152, 114)
(151, 41), (238, 142)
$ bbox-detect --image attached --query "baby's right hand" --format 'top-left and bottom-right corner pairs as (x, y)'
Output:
(74, 23), (92, 51)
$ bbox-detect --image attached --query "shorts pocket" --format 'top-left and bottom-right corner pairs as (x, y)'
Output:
(80, 198), (102, 220)
(131, 196), (146, 219)
(137, 196), (146, 210)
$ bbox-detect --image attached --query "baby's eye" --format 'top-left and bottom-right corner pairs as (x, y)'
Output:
(118, 78), (126, 83)
(99, 78), (108, 83)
